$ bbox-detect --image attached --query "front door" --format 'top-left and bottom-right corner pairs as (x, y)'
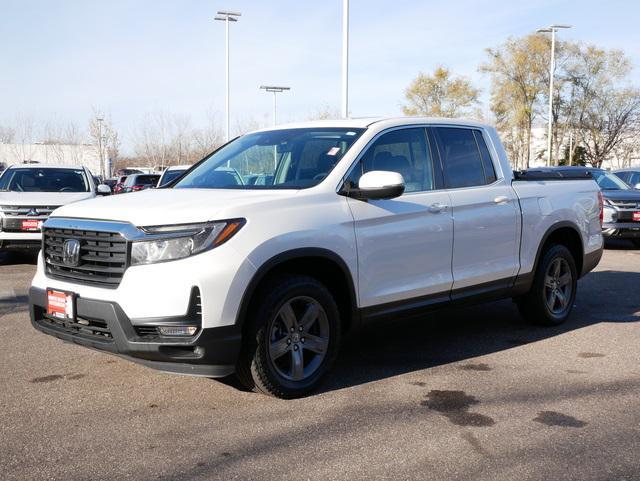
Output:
(345, 127), (454, 309)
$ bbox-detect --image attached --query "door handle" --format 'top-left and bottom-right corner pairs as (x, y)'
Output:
(429, 203), (448, 213)
(494, 196), (509, 204)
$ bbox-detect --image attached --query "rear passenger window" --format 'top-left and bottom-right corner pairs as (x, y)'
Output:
(350, 128), (434, 193)
(473, 131), (497, 184)
(435, 127), (486, 189)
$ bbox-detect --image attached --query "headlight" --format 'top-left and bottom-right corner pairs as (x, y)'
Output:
(131, 219), (245, 266)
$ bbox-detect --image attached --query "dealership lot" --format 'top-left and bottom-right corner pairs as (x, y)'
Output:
(1, 244), (639, 481)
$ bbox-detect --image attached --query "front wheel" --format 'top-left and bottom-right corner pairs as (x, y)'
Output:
(236, 275), (341, 398)
(516, 244), (577, 326)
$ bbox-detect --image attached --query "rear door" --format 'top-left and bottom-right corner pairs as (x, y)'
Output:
(432, 126), (520, 295)
(345, 127), (454, 309)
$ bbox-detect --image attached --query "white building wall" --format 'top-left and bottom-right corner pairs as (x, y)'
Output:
(0, 143), (102, 174)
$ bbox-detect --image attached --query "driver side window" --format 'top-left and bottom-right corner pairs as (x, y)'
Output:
(348, 128), (434, 193)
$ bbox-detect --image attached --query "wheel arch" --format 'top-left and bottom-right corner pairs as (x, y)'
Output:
(235, 248), (359, 334)
(514, 221), (585, 295)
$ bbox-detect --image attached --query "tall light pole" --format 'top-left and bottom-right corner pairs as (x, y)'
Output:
(341, 0), (349, 118)
(96, 117), (104, 179)
(537, 24), (572, 166)
(259, 86), (291, 126)
(215, 10), (241, 142)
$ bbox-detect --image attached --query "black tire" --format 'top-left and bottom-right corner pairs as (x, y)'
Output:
(516, 244), (577, 326)
(235, 275), (341, 398)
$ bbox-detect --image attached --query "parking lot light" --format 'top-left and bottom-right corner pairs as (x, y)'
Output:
(215, 10), (242, 142)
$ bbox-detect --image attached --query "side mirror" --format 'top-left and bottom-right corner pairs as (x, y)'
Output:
(348, 170), (405, 200)
(97, 184), (112, 195)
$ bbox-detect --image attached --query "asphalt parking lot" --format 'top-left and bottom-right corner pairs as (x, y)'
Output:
(1, 243), (639, 481)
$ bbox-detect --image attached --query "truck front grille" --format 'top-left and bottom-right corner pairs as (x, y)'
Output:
(43, 228), (128, 288)
(608, 199), (640, 209)
(0, 205), (59, 232)
(0, 205), (59, 216)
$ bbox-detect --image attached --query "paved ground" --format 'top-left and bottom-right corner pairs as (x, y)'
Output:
(1, 242), (639, 481)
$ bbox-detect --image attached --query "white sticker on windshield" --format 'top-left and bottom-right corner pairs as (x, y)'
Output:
(327, 147), (341, 156)
(346, 131), (357, 136)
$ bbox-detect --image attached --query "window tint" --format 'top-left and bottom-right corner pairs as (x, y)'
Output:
(473, 130), (497, 184)
(435, 127), (486, 189)
(350, 128), (434, 193)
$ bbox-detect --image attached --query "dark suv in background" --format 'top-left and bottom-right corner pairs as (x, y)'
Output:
(614, 168), (640, 190)
(551, 167), (640, 247)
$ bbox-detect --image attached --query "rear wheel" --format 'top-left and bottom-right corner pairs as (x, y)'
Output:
(517, 244), (577, 326)
(236, 275), (341, 398)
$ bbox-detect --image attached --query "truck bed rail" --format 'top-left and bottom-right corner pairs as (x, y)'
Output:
(513, 169), (594, 181)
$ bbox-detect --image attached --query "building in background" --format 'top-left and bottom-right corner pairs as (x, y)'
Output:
(0, 143), (102, 175)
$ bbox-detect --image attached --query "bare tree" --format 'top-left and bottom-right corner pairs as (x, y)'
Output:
(10, 114), (38, 163)
(308, 104), (341, 120)
(563, 46), (640, 167)
(0, 125), (15, 143)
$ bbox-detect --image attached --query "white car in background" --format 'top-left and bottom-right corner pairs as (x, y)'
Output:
(157, 165), (192, 187)
(0, 164), (110, 252)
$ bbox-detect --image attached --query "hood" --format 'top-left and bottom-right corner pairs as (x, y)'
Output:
(50, 188), (296, 226)
(601, 189), (640, 202)
(0, 191), (94, 207)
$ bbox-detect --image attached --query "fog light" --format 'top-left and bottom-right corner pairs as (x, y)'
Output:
(158, 326), (198, 336)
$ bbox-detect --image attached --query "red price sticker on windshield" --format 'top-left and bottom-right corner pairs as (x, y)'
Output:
(633, 212), (640, 222)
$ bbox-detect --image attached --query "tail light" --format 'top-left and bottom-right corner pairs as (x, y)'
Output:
(598, 191), (604, 228)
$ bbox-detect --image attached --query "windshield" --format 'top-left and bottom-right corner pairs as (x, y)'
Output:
(174, 128), (365, 190)
(592, 171), (630, 190)
(160, 169), (188, 186)
(129, 175), (160, 186)
(0, 168), (90, 193)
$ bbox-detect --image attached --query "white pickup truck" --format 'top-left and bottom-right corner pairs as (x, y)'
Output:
(0, 164), (110, 252)
(28, 118), (603, 398)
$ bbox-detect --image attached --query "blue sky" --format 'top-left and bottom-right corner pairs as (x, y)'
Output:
(1, 0), (639, 152)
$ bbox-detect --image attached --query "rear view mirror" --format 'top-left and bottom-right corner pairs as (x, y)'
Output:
(348, 170), (405, 200)
(97, 184), (112, 195)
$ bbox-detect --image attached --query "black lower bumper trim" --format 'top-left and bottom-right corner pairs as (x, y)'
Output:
(29, 287), (241, 378)
(0, 240), (41, 250)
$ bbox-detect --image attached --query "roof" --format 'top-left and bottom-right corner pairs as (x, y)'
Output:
(164, 165), (192, 170)
(250, 116), (492, 133)
(6, 163), (86, 170)
(613, 167), (640, 172)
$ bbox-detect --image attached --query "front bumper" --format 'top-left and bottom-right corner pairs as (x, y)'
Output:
(29, 287), (241, 377)
(602, 222), (640, 238)
(0, 230), (42, 249)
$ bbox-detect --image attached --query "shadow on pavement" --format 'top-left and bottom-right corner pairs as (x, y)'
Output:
(604, 238), (640, 250)
(0, 250), (39, 266)
(316, 269), (640, 394)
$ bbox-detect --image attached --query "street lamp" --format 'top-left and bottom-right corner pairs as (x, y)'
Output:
(259, 86), (291, 126)
(96, 117), (104, 179)
(537, 24), (572, 166)
(341, 0), (349, 118)
(215, 10), (241, 142)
